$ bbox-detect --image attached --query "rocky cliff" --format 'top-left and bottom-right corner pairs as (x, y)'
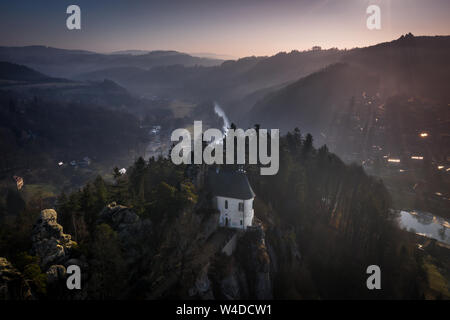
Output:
(92, 202), (279, 300)
(2, 202), (291, 300)
(31, 209), (87, 299)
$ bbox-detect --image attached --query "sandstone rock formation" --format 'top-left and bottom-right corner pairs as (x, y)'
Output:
(31, 209), (77, 268)
(46, 264), (66, 284)
(98, 202), (139, 230)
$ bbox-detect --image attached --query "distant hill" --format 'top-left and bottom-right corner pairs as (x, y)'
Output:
(0, 46), (223, 77)
(0, 61), (60, 83)
(109, 50), (152, 56)
(189, 52), (237, 60)
(74, 66), (148, 85)
(6, 35), (449, 125)
(75, 48), (343, 109)
(0, 62), (148, 112)
(341, 34), (450, 100)
(248, 63), (378, 134)
(246, 34), (450, 134)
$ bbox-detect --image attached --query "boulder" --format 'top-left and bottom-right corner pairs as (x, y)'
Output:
(46, 265), (66, 284)
(99, 202), (139, 230)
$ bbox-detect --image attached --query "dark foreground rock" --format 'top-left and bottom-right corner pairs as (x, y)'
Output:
(0, 257), (33, 300)
(98, 202), (139, 230)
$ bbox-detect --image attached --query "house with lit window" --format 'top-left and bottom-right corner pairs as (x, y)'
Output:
(208, 168), (255, 230)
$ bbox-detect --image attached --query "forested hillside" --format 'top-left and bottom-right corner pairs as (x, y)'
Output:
(2, 129), (447, 299)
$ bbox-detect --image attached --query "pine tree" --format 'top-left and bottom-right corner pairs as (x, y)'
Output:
(93, 175), (108, 211)
(302, 133), (313, 156)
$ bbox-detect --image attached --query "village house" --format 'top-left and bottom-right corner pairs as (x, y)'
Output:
(13, 175), (24, 190)
(208, 168), (255, 230)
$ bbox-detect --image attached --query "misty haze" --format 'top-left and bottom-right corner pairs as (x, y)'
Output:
(0, 0), (449, 305)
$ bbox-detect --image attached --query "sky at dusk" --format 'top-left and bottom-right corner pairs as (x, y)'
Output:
(1, 0), (449, 58)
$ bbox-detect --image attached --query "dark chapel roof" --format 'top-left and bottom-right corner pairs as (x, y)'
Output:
(208, 169), (255, 200)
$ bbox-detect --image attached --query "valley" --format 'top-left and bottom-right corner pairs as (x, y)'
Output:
(0, 34), (449, 300)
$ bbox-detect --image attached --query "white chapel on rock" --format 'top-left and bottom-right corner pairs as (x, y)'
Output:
(208, 168), (255, 230)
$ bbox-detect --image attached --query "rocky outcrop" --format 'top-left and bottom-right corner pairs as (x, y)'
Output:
(46, 265), (66, 284)
(98, 202), (139, 231)
(45, 259), (88, 300)
(96, 203), (154, 299)
(31, 209), (77, 269)
(204, 227), (274, 300)
(0, 257), (33, 300)
(235, 227), (273, 299)
(188, 264), (214, 299)
(98, 202), (153, 262)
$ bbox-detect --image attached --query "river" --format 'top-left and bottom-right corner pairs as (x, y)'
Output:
(397, 210), (450, 245)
